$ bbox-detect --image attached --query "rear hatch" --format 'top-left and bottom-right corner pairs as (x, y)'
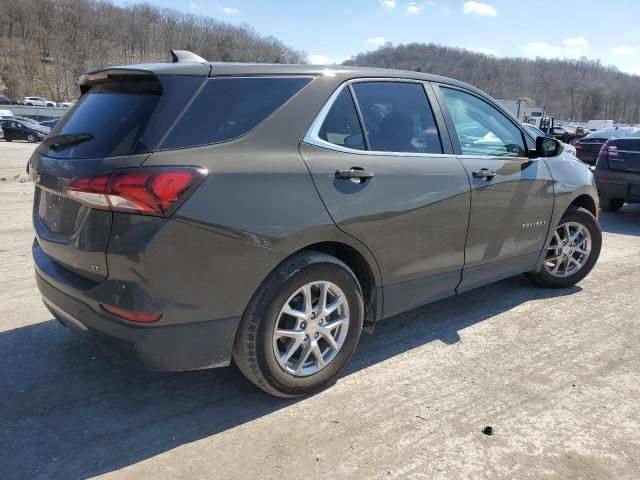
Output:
(31, 70), (207, 282)
(605, 137), (640, 173)
(576, 136), (607, 162)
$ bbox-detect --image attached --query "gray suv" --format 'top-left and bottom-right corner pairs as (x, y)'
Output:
(30, 52), (601, 397)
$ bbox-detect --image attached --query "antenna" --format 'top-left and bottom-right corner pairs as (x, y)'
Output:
(170, 50), (208, 64)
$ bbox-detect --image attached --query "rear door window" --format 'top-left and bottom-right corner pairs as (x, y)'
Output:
(351, 82), (442, 154)
(161, 76), (313, 150)
(318, 88), (366, 150)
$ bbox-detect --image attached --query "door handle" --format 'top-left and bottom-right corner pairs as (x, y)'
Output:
(472, 168), (496, 181)
(335, 167), (374, 182)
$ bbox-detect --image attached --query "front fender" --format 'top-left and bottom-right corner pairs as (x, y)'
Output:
(532, 156), (598, 271)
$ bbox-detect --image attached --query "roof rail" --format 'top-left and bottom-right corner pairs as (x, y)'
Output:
(170, 50), (207, 64)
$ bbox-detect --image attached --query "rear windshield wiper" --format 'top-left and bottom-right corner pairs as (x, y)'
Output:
(43, 133), (94, 151)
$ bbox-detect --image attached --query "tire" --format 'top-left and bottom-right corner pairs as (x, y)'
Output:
(47, 103), (54, 107)
(26, 103), (33, 106)
(233, 250), (364, 397)
(527, 206), (601, 288)
(26, 134), (36, 143)
(600, 195), (624, 212)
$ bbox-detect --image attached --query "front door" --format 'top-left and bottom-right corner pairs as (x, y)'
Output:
(301, 80), (471, 317)
(436, 85), (554, 292)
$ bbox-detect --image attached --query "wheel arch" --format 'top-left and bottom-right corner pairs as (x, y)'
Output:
(298, 241), (382, 330)
(568, 193), (597, 218)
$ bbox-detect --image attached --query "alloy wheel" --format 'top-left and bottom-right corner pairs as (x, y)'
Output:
(544, 221), (592, 278)
(272, 281), (349, 377)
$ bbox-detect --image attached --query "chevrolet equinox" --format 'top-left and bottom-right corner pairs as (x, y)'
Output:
(31, 50), (602, 397)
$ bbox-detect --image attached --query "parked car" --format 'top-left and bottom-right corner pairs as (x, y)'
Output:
(523, 124), (577, 156)
(29, 53), (602, 397)
(550, 125), (575, 143)
(57, 100), (76, 108)
(22, 96), (56, 107)
(39, 118), (59, 129)
(0, 122), (3, 140)
(23, 114), (57, 123)
(574, 127), (635, 166)
(594, 128), (640, 211)
(0, 96), (10, 105)
(1, 119), (49, 142)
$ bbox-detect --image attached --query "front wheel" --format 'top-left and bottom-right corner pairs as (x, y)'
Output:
(527, 207), (601, 288)
(26, 134), (36, 143)
(233, 251), (364, 397)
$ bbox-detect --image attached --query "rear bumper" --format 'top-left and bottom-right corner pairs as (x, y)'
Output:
(36, 266), (239, 371)
(595, 168), (640, 202)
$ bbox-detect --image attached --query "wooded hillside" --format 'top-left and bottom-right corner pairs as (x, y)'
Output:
(345, 43), (640, 123)
(0, 0), (304, 102)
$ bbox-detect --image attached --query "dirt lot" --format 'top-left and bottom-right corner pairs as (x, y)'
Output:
(1, 141), (639, 480)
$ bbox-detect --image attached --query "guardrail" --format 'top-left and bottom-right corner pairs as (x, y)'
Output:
(0, 105), (69, 118)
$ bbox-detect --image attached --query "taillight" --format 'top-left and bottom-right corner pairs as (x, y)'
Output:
(606, 145), (620, 159)
(575, 142), (582, 149)
(597, 144), (609, 159)
(68, 167), (206, 216)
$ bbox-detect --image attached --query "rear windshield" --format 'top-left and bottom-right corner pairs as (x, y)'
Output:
(43, 76), (205, 159)
(42, 75), (312, 159)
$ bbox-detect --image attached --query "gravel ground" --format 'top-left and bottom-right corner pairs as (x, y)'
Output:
(1, 141), (639, 480)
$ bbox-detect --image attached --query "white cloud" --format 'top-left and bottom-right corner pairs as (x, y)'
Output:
(521, 42), (552, 56)
(218, 6), (239, 14)
(470, 46), (501, 57)
(406, 2), (423, 14)
(306, 54), (350, 65)
(366, 36), (389, 45)
(611, 45), (638, 56)
(380, 0), (396, 8)
(563, 36), (588, 47)
(462, 1), (497, 16)
(521, 40), (587, 59)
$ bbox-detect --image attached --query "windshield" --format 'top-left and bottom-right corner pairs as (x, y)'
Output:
(42, 75), (204, 159)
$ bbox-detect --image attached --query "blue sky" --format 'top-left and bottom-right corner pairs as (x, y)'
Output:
(113, 0), (640, 74)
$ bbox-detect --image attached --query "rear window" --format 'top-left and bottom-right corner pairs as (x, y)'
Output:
(44, 75), (204, 159)
(160, 76), (313, 150)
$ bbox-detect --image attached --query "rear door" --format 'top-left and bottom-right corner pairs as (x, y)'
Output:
(301, 79), (471, 317)
(435, 85), (554, 292)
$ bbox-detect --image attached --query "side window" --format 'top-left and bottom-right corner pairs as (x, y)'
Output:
(352, 82), (442, 154)
(161, 76), (312, 150)
(441, 87), (527, 157)
(318, 88), (365, 150)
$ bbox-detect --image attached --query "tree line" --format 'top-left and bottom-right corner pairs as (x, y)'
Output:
(1, 1), (639, 123)
(0, 0), (305, 102)
(345, 43), (640, 123)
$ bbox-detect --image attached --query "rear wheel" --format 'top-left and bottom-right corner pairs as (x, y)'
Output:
(527, 207), (601, 288)
(600, 195), (624, 212)
(233, 251), (364, 397)
(26, 134), (36, 143)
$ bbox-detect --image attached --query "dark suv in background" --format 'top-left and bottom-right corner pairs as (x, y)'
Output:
(30, 51), (601, 397)
(575, 127), (635, 165)
(594, 128), (640, 211)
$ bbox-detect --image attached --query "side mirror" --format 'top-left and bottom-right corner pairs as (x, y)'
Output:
(531, 136), (563, 158)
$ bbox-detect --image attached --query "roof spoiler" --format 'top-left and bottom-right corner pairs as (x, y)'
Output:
(170, 50), (208, 64)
